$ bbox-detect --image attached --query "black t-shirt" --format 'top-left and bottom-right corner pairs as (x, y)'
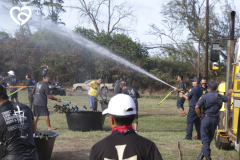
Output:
(113, 80), (122, 96)
(90, 132), (162, 160)
(121, 87), (140, 111)
(0, 78), (7, 88)
(42, 68), (48, 77)
(4, 76), (19, 91)
(26, 79), (36, 93)
(33, 81), (51, 106)
(0, 101), (37, 158)
(55, 79), (62, 86)
(177, 81), (186, 99)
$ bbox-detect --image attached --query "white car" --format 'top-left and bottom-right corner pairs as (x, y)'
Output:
(72, 80), (114, 93)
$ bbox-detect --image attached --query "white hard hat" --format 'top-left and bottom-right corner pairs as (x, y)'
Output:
(102, 94), (136, 116)
(8, 70), (15, 76)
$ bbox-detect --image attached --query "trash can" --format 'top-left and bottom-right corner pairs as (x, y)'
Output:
(101, 104), (109, 117)
(66, 111), (106, 131)
(35, 130), (59, 160)
(0, 130), (59, 160)
(101, 104), (108, 112)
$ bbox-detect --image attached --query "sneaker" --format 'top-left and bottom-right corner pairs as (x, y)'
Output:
(180, 112), (187, 117)
(135, 130), (138, 133)
(192, 134), (198, 138)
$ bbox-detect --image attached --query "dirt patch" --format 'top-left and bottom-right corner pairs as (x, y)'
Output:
(52, 139), (95, 160)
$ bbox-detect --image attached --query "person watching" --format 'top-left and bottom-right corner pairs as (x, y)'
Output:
(32, 75), (61, 130)
(120, 82), (140, 132)
(3, 70), (19, 102)
(55, 76), (62, 86)
(113, 77), (121, 96)
(0, 85), (39, 160)
(89, 94), (163, 160)
(26, 73), (36, 110)
(41, 64), (49, 78)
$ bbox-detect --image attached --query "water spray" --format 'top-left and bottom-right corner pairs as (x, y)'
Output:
(2, 3), (175, 93)
(31, 18), (175, 89)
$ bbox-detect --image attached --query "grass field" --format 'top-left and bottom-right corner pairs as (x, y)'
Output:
(16, 91), (239, 160)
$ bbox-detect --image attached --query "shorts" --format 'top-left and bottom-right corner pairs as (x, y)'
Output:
(88, 94), (98, 109)
(176, 98), (185, 110)
(133, 112), (138, 124)
(33, 105), (49, 117)
(10, 90), (18, 99)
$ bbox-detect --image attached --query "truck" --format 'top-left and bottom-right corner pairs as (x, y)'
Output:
(72, 80), (114, 93)
(212, 11), (240, 158)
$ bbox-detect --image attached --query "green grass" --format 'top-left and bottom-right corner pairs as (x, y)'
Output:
(15, 91), (238, 160)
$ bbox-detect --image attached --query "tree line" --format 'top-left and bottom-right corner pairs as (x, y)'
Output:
(1, 0), (240, 93)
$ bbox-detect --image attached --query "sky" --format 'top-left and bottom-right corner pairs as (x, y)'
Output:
(0, 0), (240, 54)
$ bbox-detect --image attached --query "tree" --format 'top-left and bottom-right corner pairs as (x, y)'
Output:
(0, 31), (10, 40)
(43, 0), (66, 25)
(66, 0), (136, 35)
(147, 0), (240, 77)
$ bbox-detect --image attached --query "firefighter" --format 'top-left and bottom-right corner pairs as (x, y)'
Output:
(181, 77), (202, 140)
(200, 77), (208, 95)
(195, 81), (232, 160)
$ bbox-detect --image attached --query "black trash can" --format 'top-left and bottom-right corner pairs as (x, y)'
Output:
(101, 104), (109, 117)
(101, 104), (108, 112)
(66, 111), (106, 131)
(35, 130), (59, 160)
(0, 130), (58, 160)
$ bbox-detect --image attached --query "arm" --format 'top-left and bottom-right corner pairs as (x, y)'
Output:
(46, 65), (49, 69)
(195, 97), (204, 118)
(195, 105), (204, 118)
(32, 120), (36, 133)
(47, 95), (61, 102)
(227, 89), (233, 100)
(182, 93), (190, 100)
(32, 89), (35, 96)
(88, 83), (97, 89)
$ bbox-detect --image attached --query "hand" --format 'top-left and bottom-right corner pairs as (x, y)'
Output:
(199, 114), (205, 118)
(179, 93), (183, 97)
(174, 88), (178, 92)
(228, 89), (233, 94)
(56, 98), (61, 102)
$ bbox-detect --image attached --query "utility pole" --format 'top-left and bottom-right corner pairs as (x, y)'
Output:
(198, 41), (200, 77)
(205, 0), (209, 78)
(225, 11), (235, 133)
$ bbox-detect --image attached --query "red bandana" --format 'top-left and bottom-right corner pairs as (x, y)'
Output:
(111, 125), (133, 134)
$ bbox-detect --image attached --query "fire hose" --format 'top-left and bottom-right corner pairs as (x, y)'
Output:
(7, 86), (29, 97)
(158, 90), (173, 105)
(177, 141), (181, 160)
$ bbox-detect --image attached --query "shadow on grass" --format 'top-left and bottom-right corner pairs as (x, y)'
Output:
(51, 150), (89, 160)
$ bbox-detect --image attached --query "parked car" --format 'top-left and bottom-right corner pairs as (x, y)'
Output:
(72, 80), (114, 93)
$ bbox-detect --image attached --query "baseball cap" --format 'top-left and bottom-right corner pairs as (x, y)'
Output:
(8, 70), (15, 76)
(102, 94), (136, 116)
(207, 81), (218, 90)
(190, 77), (200, 83)
(120, 82), (127, 88)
